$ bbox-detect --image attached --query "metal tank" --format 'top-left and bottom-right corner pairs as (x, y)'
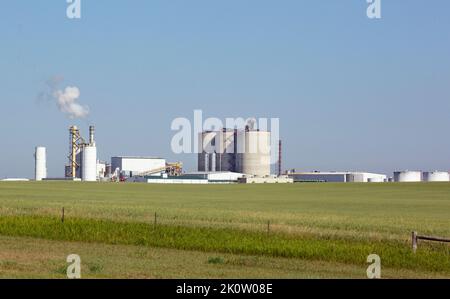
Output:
(423, 171), (450, 182)
(394, 171), (422, 182)
(82, 145), (97, 181)
(236, 130), (271, 177)
(34, 147), (47, 181)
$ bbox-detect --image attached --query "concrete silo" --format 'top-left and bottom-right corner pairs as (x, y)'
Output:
(198, 131), (217, 172)
(236, 130), (271, 177)
(216, 129), (237, 172)
(34, 146), (47, 181)
(198, 130), (237, 172)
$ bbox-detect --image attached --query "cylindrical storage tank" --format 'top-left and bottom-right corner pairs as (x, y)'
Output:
(236, 131), (271, 177)
(394, 171), (422, 182)
(368, 177), (384, 183)
(82, 146), (97, 182)
(198, 132), (216, 172)
(423, 171), (450, 182)
(35, 147), (47, 181)
(216, 130), (236, 172)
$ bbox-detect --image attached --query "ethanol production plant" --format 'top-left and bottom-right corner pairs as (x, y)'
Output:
(26, 124), (449, 185)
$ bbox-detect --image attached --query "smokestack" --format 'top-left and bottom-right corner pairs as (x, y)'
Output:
(278, 140), (282, 177)
(89, 125), (95, 146)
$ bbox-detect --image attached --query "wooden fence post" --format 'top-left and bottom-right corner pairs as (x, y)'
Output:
(267, 221), (270, 234)
(154, 212), (157, 228)
(412, 231), (418, 253)
(61, 207), (65, 223)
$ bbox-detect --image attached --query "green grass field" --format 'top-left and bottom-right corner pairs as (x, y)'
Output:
(0, 182), (449, 278)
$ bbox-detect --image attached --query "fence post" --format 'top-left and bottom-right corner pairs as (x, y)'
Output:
(154, 212), (157, 228)
(412, 231), (418, 253)
(267, 221), (270, 234)
(61, 207), (65, 223)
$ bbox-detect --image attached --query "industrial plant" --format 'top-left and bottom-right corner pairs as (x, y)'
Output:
(24, 124), (450, 185)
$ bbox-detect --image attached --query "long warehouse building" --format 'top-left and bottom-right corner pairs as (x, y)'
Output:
(288, 172), (387, 183)
(111, 156), (166, 177)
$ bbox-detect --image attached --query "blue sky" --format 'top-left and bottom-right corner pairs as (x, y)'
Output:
(1, 0), (450, 178)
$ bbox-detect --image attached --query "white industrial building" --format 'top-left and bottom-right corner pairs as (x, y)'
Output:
(184, 171), (245, 182)
(238, 176), (294, 184)
(288, 172), (387, 183)
(347, 172), (387, 183)
(130, 171), (244, 184)
(111, 156), (166, 177)
(96, 161), (107, 179)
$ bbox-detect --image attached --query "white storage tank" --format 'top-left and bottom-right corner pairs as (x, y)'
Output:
(394, 171), (422, 182)
(368, 177), (384, 183)
(423, 171), (450, 182)
(34, 147), (47, 181)
(82, 146), (97, 181)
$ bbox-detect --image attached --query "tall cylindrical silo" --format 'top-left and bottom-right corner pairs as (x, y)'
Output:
(198, 132), (216, 172)
(82, 145), (97, 181)
(216, 130), (236, 172)
(35, 147), (47, 181)
(236, 130), (271, 177)
(423, 171), (450, 182)
(394, 171), (422, 182)
(198, 130), (237, 172)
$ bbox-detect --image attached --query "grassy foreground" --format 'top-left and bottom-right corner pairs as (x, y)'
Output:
(0, 182), (449, 278)
(1, 236), (446, 279)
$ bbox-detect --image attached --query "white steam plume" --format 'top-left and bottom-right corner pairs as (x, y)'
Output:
(53, 86), (89, 119)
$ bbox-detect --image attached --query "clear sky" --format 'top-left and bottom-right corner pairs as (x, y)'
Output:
(1, 0), (449, 178)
